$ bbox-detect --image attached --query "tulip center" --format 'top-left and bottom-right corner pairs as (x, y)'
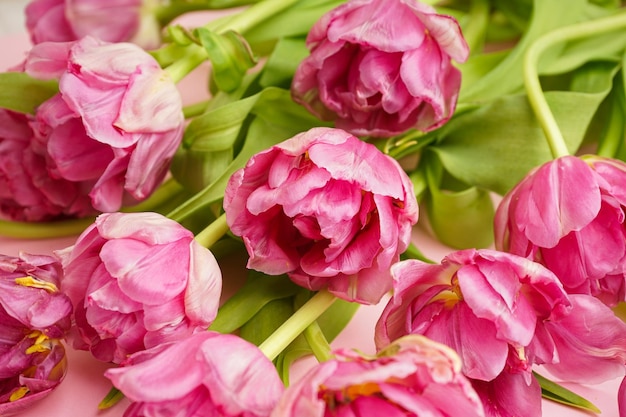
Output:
(14, 276), (58, 292)
(25, 330), (52, 354)
(320, 381), (385, 409)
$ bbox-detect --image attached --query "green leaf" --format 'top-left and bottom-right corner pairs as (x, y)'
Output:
(460, 0), (588, 102)
(0, 73), (58, 114)
(208, 271), (300, 334)
(432, 59), (617, 195)
(423, 158), (495, 249)
(259, 37), (309, 88)
(196, 28), (257, 92)
(240, 297), (295, 346)
(534, 372), (601, 413)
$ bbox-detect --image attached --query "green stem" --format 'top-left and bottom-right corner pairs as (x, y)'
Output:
(194, 213), (230, 248)
(210, 0), (300, 34)
(303, 320), (333, 362)
(259, 289), (337, 361)
(183, 99), (212, 118)
(524, 10), (626, 159)
(164, 46), (209, 83)
(0, 217), (95, 240)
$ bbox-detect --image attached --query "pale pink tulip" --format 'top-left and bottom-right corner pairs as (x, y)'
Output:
(224, 127), (418, 304)
(56, 212), (222, 364)
(24, 36), (184, 213)
(0, 253), (72, 415)
(25, 0), (161, 49)
(291, 0), (469, 137)
(495, 155), (626, 306)
(0, 108), (94, 221)
(271, 335), (485, 417)
(105, 331), (284, 417)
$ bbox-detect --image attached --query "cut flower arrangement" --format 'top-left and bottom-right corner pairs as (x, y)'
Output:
(1, 0), (626, 416)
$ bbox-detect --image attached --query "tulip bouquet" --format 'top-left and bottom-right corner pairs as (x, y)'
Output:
(1, 0), (626, 416)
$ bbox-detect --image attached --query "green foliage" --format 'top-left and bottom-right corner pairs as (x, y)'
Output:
(0, 73), (57, 114)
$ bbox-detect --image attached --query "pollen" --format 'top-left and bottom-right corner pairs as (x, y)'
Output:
(25, 331), (51, 354)
(14, 276), (58, 292)
(9, 387), (29, 402)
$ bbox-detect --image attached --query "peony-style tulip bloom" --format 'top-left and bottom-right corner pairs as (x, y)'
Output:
(0, 108), (94, 221)
(223, 127), (419, 304)
(25, 0), (161, 49)
(105, 331), (284, 417)
(24, 36), (184, 213)
(0, 253), (72, 415)
(617, 378), (626, 417)
(271, 334), (485, 417)
(494, 155), (626, 306)
(291, 0), (469, 137)
(56, 212), (222, 364)
(374, 249), (572, 416)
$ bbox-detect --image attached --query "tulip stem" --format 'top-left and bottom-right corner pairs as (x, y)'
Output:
(524, 10), (626, 159)
(259, 289), (337, 361)
(210, 0), (300, 35)
(303, 320), (333, 362)
(194, 213), (230, 248)
(0, 217), (95, 239)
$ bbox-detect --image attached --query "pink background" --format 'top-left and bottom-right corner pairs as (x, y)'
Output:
(0, 5), (622, 416)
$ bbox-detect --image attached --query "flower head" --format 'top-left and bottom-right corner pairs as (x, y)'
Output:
(25, 0), (161, 49)
(0, 253), (72, 415)
(24, 36), (184, 213)
(271, 334), (485, 417)
(105, 331), (284, 417)
(291, 0), (469, 137)
(0, 108), (94, 221)
(224, 127), (418, 304)
(494, 155), (626, 306)
(374, 249), (572, 416)
(56, 212), (222, 364)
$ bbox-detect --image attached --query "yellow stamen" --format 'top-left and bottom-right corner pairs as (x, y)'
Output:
(25, 331), (51, 354)
(9, 387), (29, 402)
(14, 276), (58, 292)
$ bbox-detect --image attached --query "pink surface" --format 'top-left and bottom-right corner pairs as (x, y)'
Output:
(0, 32), (622, 417)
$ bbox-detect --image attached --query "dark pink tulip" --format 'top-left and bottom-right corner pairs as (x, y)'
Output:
(271, 335), (485, 417)
(0, 108), (94, 221)
(374, 249), (572, 416)
(24, 36), (184, 213)
(292, 0), (469, 137)
(223, 127), (418, 304)
(0, 253), (72, 415)
(619, 376), (626, 417)
(495, 155), (626, 306)
(56, 212), (222, 364)
(25, 0), (161, 49)
(105, 332), (284, 417)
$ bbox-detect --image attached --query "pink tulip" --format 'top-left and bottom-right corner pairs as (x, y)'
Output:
(0, 108), (94, 221)
(105, 331), (284, 417)
(271, 334), (485, 417)
(534, 294), (626, 384)
(374, 249), (572, 416)
(0, 253), (72, 415)
(617, 378), (626, 417)
(291, 0), (469, 137)
(495, 155), (626, 306)
(24, 36), (184, 213)
(56, 212), (222, 364)
(25, 0), (161, 49)
(223, 127), (418, 304)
